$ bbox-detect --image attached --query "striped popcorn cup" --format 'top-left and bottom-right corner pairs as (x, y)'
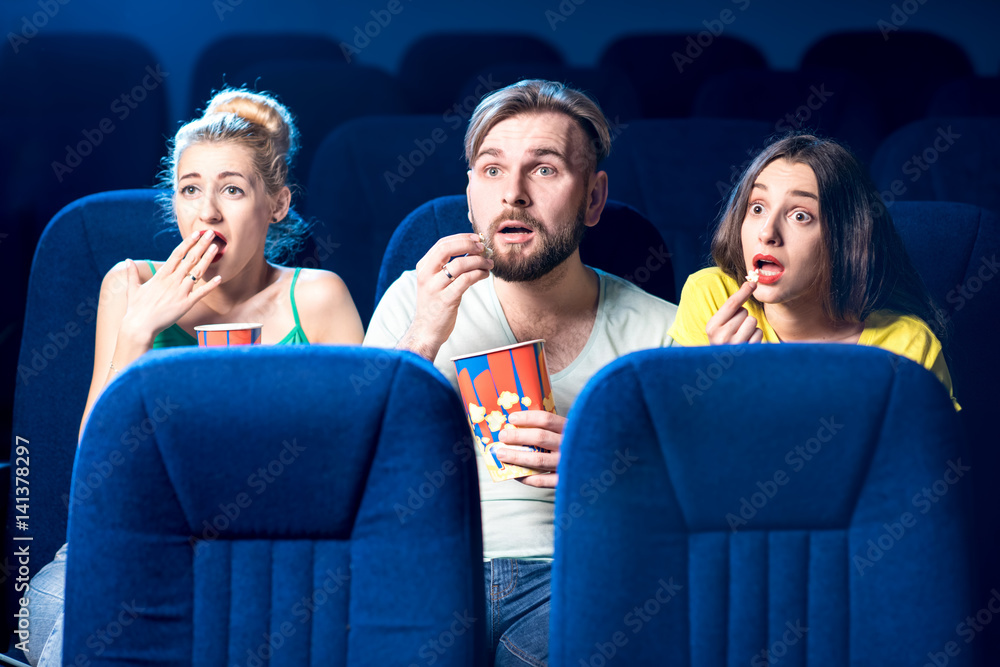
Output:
(452, 339), (556, 483)
(193, 323), (263, 347)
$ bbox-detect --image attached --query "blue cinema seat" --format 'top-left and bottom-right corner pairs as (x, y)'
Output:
(600, 118), (773, 289)
(598, 33), (767, 118)
(4, 190), (173, 643)
(927, 76), (1000, 117)
(551, 345), (975, 666)
(305, 116), (472, 326)
(454, 65), (643, 124)
(691, 67), (885, 163)
(892, 201), (1000, 660)
(64, 346), (484, 665)
(871, 118), (1000, 216)
(187, 33), (344, 117)
(230, 59), (410, 188)
(397, 33), (564, 114)
(800, 31), (974, 134)
(375, 195), (675, 309)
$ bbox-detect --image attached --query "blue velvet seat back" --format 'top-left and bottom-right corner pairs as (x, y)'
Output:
(691, 67), (885, 163)
(551, 345), (974, 666)
(229, 60), (411, 196)
(928, 76), (1000, 117)
(454, 65), (643, 123)
(65, 346), (484, 665)
(375, 195), (676, 308)
(305, 116), (472, 326)
(397, 33), (564, 114)
(601, 118), (774, 288)
(598, 33), (767, 118)
(5, 190), (175, 627)
(871, 118), (1000, 216)
(800, 30), (973, 134)
(187, 33), (344, 117)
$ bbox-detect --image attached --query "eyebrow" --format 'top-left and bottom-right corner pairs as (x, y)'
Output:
(474, 146), (569, 165)
(751, 182), (818, 200)
(178, 171), (248, 182)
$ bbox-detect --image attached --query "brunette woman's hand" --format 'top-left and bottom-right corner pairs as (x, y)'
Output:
(705, 280), (765, 345)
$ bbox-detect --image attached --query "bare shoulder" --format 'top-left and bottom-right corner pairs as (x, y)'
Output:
(289, 267), (365, 344)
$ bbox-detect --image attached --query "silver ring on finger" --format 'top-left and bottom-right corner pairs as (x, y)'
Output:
(442, 263), (455, 281)
(188, 273), (198, 282)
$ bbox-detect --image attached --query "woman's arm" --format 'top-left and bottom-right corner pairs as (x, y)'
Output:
(79, 233), (223, 439)
(295, 269), (365, 345)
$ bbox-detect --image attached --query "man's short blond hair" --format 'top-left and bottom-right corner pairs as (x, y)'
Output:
(464, 79), (612, 175)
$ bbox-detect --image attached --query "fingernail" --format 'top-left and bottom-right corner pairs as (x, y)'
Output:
(470, 233), (481, 241)
(475, 242), (484, 250)
(507, 411), (522, 424)
(189, 231), (199, 240)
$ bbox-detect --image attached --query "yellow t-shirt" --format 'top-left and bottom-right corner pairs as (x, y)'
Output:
(668, 267), (959, 409)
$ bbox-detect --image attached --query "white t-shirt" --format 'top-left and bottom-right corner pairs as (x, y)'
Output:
(364, 269), (677, 559)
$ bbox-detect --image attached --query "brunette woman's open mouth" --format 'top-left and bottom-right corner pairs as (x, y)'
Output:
(752, 254), (784, 284)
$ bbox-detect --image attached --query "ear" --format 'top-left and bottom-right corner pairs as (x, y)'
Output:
(271, 186), (291, 223)
(584, 170), (609, 228)
(466, 171), (474, 223)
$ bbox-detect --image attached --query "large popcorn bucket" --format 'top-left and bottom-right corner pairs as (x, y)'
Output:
(194, 323), (263, 347)
(452, 339), (556, 482)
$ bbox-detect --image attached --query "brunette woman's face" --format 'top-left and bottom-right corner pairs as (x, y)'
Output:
(740, 158), (826, 308)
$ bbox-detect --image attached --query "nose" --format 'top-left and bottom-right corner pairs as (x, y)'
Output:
(198, 193), (222, 223)
(503, 173), (530, 208)
(757, 211), (781, 245)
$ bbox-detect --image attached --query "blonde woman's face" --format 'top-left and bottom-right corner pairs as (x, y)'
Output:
(740, 158), (826, 308)
(174, 143), (275, 279)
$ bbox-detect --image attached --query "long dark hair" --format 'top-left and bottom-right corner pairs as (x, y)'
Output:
(711, 133), (947, 339)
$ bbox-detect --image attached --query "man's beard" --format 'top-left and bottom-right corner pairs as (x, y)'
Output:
(472, 195), (588, 283)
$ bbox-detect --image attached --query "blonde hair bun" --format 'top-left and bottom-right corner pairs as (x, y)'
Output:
(204, 89), (298, 164)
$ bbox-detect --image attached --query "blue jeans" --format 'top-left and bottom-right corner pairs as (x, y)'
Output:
(485, 559), (550, 667)
(23, 543), (66, 667)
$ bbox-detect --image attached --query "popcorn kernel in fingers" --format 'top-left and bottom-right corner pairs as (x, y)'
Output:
(745, 268), (760, 283)
(478, 232), (494, 259)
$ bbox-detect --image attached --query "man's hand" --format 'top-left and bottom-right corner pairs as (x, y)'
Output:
(397, 233), (493, 360)
(496, 410), (564, 488)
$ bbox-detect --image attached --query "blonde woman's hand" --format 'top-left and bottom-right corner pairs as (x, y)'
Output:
(117, 230), (222, 345)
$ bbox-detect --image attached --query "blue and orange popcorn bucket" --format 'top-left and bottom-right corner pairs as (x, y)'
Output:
(452, 339), (556, 482)
(193, 323), (263, 347)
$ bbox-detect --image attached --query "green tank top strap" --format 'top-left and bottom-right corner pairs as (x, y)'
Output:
(290, 267), (303, 331)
